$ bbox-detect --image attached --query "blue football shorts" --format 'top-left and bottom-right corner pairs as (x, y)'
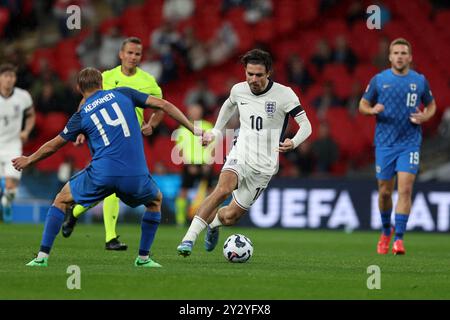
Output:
(69, 169), (160, 208)
(375, 145), (420, 180)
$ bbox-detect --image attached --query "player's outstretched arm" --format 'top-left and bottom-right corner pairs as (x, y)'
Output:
(145, 96), (202, 136)
(203, 98), (238, 147)
(12, 136), (68, 171)
(359, 98), (384, 115)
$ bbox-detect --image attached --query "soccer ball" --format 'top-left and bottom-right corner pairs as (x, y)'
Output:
(223, 234), (253, 263)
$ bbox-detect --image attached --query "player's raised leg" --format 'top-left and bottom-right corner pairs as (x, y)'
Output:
(27, 182), (74, 267)
(177, 171), (238, 256)
(376, 178), (395, 254)
(392, 172), (415, 255)
(62, 201), (99, 238)
(205, 199), (247, 252)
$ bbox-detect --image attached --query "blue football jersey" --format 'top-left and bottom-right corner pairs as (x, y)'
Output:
(60, 87), (150, 176)
(362, 69), (434, 147)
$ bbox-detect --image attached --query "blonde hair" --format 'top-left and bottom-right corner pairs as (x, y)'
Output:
(389, 38), (412, 54)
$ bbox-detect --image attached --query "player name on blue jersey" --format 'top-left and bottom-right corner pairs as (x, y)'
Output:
(60, 87), (151, 177)
(83, 92), (116, 113)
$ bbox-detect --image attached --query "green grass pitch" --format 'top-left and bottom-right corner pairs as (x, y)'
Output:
(1, 223), (449, 300)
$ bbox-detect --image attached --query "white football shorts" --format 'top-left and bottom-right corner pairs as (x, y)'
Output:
(0, 149), (22, 180)
(222, 156), (272, 210)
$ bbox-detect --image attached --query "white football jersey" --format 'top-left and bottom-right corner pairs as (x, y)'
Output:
(0, 87), (33, 151)
(226, 80), (303, 175)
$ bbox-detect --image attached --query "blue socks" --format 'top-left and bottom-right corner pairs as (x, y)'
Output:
(394, 213), (409, 241)
(40, 206), (65, 254)
(380, 210), (392, 236)
(139, 211), (161, 256)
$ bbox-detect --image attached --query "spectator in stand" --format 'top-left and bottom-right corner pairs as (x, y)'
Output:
(311, 39), (333, 73)
(98, 26), (124, 71)
(217, 76), (238, 107)
(30, 60), (64, 103)
(312, 81), (343, 118)
(344, 81), (364, 117)
(151, 21), (182, 56)
(35, 82), (64, 114)
(346, 0), (366, 26)
(244, 0), (273, 24)
(140, 48), (163, 83)
(106, 0), (127, 17)
(311, 122), (339, 175)
(151, 21), (181, 84)
(372, 36), (390, 70)
(185, 79), (217, 117)
(208, 22), (239, 66)
(286, 140), (315, 177)
(331, 36), (358, 71)
(163, 0), (195, 23)
(220, 0), (251, 15)
(181, 27), (209, 71)
(76, 27), (102, 68)
(62, 71), (82, 116)
(438, 107), (450, 141)
(319, 0), (338, 13)
(286, 54), (313, 90)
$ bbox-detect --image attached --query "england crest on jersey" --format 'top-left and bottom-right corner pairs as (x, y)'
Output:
(265, 101), (276, 118)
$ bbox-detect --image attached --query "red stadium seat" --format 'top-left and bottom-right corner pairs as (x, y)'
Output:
(35, 150), (65, 172)
(353, 64), (379, 86)
(274, 3), (297, 35)
(0, 8), (10, 37)
(321, 64), (353, 99)
(38, 112), (68, 140)
(148, 136), (181, 173)
(63, 144), (92, 170)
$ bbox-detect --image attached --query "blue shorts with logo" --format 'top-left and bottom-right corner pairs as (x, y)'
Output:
(69, 168), (160, 208)
(375, 145), (420, 180)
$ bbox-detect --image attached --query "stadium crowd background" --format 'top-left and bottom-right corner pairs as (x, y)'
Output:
(1, 0), (449, 211)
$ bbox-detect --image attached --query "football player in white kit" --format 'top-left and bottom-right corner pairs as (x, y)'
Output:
(0, 63), (35, 223)
(177, 49), (312, 256)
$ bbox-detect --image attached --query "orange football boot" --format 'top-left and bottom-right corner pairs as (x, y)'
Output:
(377, 227), (394, 254)
(392, 239), (406, 255)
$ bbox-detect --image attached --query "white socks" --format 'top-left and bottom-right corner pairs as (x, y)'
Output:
(209, 212), (223, 229)
(1, 189), (15, 208)
(182, 216), (208, 243)
(37, 252), (49, 259)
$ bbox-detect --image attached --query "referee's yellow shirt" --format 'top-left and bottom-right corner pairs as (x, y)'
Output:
(102, 66), (162, 125)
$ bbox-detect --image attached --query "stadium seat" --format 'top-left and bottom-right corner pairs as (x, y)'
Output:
(353, 64), (379, 86)
(274, 4), (297, 35)
(29, 48), (56, 75)
(322, 19), (350, 43)
(297, 0), (318, 25)
(0, 7), (10, 37)
(35, 149), (65, 172)
(63, 144), (92, 171)
(253, 18), (275, 44)
(38, 112), (68, 140)
(148, 136), (181, 173)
